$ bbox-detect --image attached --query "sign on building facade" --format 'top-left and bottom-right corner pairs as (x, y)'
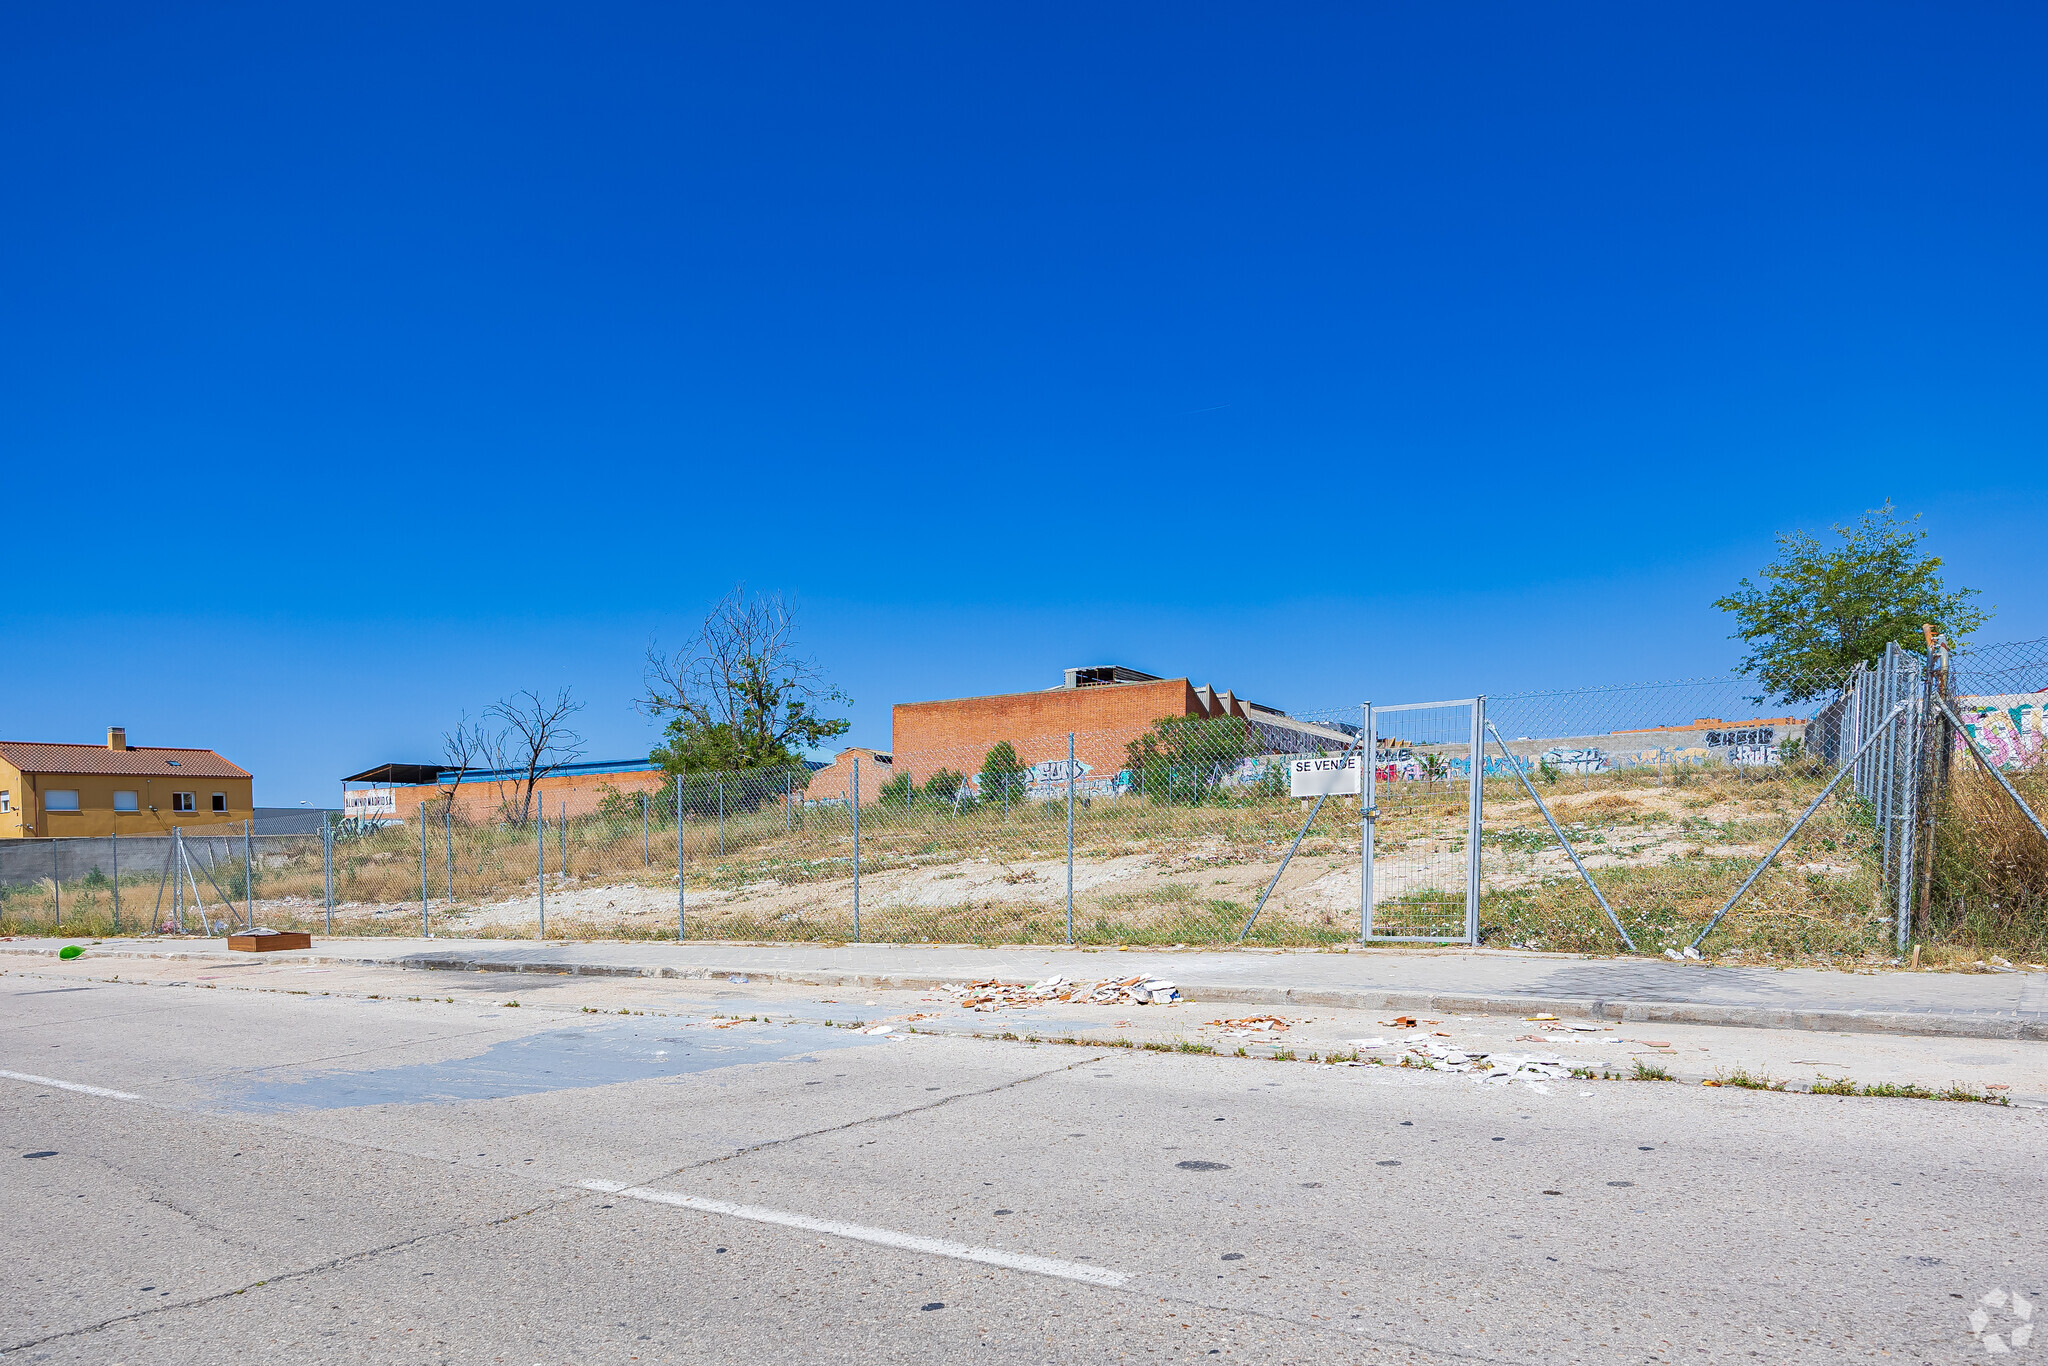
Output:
(344, 788), (398, 819)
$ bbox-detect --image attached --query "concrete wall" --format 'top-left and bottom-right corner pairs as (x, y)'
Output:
(0, 833), (317, 889)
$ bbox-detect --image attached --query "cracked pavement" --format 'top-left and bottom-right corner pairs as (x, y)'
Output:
(4, 958), (2044, 1363)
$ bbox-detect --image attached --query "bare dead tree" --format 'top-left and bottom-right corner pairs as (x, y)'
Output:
(640, 585), (849, 771)
(436, 714), (497, 822)
(487, 688), (586, 825)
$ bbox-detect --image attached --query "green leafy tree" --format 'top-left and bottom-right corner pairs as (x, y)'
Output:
(1124, 715), (1257, 805)
(642, 586), (850, 777)
(1714, 503), (1989, 702)
(978, 742), (1029, 807)
(877, 770), (915, 806)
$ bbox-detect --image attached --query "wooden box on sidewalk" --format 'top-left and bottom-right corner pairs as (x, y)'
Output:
(227, 931), (313, 953)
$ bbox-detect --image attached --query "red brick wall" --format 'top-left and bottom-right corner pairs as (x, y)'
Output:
(891, 679), (1200, 783)
(802, 748), (893, 805)
(381, 768), (670, 823)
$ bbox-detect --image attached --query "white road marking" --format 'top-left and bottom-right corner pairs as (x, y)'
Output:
(582, 1179), (1126, 1287)
(0, 1070), (143, 1101)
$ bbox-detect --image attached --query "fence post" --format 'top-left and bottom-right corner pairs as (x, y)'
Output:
(1893, 695), (1920, 953)
(322, 825), (334, 934)
(688, 770), (696, 942)
(536, 813), (546, 939)
(1466, 696), (1486, 946)
(676, 773), (686, 940)
(785, 769), (793, 832)
(111, 821), (120, 936)
(1360, 702), (1374, 943)
(641, 791), (649, 867)
(445, 808), (455, 904)
(851, 756), (862, 942)
(559, 800), (567, 874)
(172, 827), (184, 933)
(1912, 629), (1948, 932)
(418, 802), (430, 936)
(245, 818), (255, 929)
(1066, 733), (1076, 945)
(51, 839), (60, 928)
(717, 778), (725, 857)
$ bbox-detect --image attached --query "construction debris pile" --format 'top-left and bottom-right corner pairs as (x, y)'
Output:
(937, 975), (1182, 1011)
(1403, 1039), (1576, 1082)
(1382, 1016), (1627, 1084)
(1205, 1015), (1293, 1038)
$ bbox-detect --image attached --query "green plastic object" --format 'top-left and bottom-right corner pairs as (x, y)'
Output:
(58, 945), (84, 960)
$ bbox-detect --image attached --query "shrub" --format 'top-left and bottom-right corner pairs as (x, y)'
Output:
(1124, 715), (1257, 806)
(979, 742), (1029, 807)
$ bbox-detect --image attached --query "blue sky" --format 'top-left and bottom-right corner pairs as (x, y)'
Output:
(4, 3), (2043, 806)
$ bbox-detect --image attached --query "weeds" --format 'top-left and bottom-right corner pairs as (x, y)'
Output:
(1707, 1069), (1785, 1091)
(1629, 1060), (1672, 1081)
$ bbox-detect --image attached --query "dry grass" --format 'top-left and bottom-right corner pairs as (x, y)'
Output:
(6, 758), (2041, 964)
(1924, 764), (2048, 958)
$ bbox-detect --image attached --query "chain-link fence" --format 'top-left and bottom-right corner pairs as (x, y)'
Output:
(1483, 668), (1909, 958)
(1924, 636), (2048, 955)
(6, 640), (2043, 957)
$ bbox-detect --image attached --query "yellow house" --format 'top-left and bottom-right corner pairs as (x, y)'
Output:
(0, 728), (254, 838)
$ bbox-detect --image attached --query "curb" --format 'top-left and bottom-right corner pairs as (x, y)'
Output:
(6, 943), (2044, 1042)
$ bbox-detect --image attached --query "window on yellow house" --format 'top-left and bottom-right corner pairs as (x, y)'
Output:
(0, 791), (10, 812)
(172, 792), (196, 812)
(114, 791), (138, 812)
(211, 793), (228, 813)
(46, 790), (80, 812)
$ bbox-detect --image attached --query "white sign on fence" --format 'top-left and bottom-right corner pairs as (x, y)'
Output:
(344, 788), (398, 818)
(1289, 753), (1363, 798)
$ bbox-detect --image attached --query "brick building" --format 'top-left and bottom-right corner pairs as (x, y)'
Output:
(890, 666), (1350, 798)
(340, 759), (670, 824)
(801, 747), (893, 806)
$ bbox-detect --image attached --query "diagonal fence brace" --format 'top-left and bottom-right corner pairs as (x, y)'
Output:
(1236, 732), (1368, 944)
(186, 840), (242, 928)
(1487, 722), (1636, 953)
(1687, 700), (1910, 953)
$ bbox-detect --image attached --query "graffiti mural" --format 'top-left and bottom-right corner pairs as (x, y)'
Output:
(1955, 695), (2047, 772)
(1536, 746), (1610, 775)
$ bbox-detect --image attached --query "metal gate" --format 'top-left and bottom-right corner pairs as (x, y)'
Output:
(1363, 696), (1484, 943)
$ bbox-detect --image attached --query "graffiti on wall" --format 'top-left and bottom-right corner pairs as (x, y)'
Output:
(1704, 724), (1785, 767)
(1955, 696), (2047, 772)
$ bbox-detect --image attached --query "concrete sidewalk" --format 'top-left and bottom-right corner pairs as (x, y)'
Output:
(6, 936), (2046, 1040)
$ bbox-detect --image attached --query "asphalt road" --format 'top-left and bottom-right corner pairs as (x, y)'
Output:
(3, 971), (2041, 1364)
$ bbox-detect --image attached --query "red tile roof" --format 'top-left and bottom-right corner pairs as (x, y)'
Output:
(0, 742), (250, 779)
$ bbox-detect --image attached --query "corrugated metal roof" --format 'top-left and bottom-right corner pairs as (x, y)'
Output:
(0, 742), (251, 779)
